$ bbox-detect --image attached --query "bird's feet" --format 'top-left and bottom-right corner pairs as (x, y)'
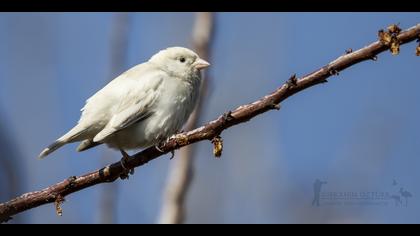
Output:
(155, 143), (165, 153)
(119, 150), (135, 180)
(155, 142), (175, 160)
(155, 135), (179, 160)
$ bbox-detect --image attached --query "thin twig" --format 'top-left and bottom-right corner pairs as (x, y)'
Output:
(1, 23), (419, 223)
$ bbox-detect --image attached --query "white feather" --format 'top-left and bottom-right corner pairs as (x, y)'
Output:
(38, 47), (209, 158)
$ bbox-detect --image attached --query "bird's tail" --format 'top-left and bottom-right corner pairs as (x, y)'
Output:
(38, 139), (67, 159)
(76, 139), (101, 152)
(38, 125), (87, 159)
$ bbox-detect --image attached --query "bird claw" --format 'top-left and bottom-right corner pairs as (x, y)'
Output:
(169, 150), (175, 160)
(155, 142), (175, 159)
(155, 144), (165, 153)
(119, 150), (134, 180)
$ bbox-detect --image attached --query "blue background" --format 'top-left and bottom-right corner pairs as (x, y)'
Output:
(0, 13), (419, 223)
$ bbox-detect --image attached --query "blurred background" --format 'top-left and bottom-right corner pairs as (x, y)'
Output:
(0, 13), (419, 224)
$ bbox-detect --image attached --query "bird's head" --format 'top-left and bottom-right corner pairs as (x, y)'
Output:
(149, 47), (210, 79)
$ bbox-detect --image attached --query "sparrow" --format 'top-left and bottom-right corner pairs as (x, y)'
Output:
(39, 47), (210, 175)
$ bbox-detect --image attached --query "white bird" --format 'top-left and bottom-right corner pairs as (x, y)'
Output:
(38, 47), (210, 169)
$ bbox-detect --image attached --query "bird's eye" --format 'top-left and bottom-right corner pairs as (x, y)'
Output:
(179, 57), (186, 63)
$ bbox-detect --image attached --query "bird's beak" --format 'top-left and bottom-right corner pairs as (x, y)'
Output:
(193, 58), (210, 70)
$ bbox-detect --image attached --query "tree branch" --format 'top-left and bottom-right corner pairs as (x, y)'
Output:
(1, 23), (419, 223)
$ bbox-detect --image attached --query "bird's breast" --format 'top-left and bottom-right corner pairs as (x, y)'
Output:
(114, 77), (201, 149)
(151, 78), (200, 133)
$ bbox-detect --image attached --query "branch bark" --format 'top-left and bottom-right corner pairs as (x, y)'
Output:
(0, 119), (24, 223)
(157, 12), (214, 224)
(1, 23), (419, 223)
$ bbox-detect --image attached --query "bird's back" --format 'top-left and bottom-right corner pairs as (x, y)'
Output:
(77, 62), (163, 135)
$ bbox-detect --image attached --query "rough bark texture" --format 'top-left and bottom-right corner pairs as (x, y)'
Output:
(1, 23), (419, 223)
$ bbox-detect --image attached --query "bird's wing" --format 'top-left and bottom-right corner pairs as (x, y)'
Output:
(93, 69), (164, 143)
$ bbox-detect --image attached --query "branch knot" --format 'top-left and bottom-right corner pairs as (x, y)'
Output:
(211, 136), (223, 158)
(378, 24), (402, 55)
(286, 74), (298, 88)
(54, 195), (65, 217)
